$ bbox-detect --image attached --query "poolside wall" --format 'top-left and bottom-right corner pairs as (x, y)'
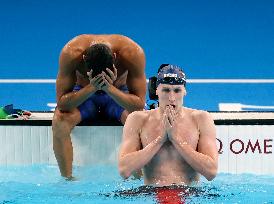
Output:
(0, 112), (273, 174)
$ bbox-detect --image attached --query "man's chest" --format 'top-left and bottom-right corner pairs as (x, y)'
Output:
(140, 118), (200, 149)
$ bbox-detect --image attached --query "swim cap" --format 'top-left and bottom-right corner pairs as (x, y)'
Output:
(156, 64), (186, 86)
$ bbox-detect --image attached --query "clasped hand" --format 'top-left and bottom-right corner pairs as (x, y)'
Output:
(159, 105), (179, 143)
(87, 65), (117, 92)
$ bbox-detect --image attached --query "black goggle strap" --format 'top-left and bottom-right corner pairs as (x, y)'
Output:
(156, 77), (186, 86)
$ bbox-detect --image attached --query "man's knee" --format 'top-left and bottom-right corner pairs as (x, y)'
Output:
(52, 109), (81, 137)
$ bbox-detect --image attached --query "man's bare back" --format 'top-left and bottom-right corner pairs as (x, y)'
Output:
(57, 34), (145, 103)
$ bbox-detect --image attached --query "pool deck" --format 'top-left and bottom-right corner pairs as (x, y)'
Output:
(1, 111), (274, 125)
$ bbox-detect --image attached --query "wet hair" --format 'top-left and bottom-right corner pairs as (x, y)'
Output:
(84, 43), (114, 77)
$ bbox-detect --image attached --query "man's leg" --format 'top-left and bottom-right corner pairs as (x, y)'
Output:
(52, 108), (81, 179)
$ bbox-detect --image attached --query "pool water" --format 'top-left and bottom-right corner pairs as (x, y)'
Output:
(0, 164), (273, 204)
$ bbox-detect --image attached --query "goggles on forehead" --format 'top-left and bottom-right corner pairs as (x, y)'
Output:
(156, 77), (186, 86)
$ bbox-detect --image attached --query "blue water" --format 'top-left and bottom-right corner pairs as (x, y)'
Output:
(0, 165), (273, 204)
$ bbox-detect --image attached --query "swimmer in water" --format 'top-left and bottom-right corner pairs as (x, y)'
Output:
(118, 64), (218, 186)
(52, 34), (146, 179)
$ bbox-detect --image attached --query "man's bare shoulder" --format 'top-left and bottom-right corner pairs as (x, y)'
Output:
(61, 34), (94, 58)
(184, 107), (213, 122)
(126, 110), (151, 126)
(127, 110), (150, 120)
(111, 35), (145, 59)
(183, 107), (212, 120)
(111, 34), (141, 46)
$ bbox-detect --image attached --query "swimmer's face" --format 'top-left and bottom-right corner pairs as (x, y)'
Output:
(156, 84), (186, 110)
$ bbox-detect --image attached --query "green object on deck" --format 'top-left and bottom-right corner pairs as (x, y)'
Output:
(0, 107), (8, 119)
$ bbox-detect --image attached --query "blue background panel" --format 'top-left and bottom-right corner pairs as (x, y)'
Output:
(0, 0), (274, 111)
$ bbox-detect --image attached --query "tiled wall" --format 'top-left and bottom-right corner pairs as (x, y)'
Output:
(0, 125), (273, 174)
(0, 126), (122, 166)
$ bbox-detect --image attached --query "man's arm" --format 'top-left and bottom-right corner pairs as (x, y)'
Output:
(103, 47), (146, 113)
(56, 49), (96, 111)
(118, 112), (166, 179)
(170, 111), (218, 181)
